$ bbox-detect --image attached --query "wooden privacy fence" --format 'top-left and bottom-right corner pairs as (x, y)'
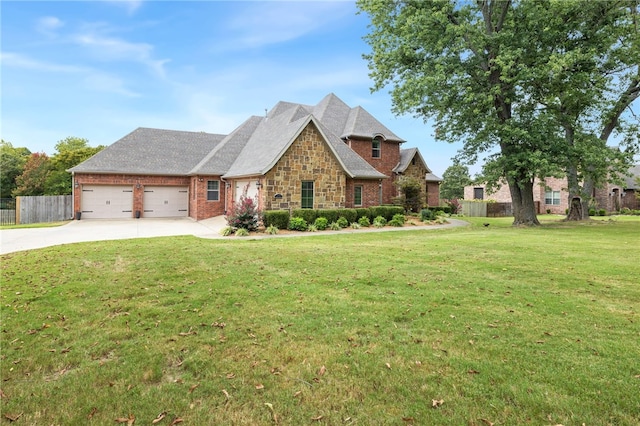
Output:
(461, 200), (514, 217)
(17, 195), (73, 224)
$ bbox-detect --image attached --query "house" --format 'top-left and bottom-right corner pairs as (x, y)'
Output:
(69, 94), (441, 220)
(463, 165), (640, 214)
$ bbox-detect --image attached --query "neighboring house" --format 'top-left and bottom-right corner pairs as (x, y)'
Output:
(69, 93), (441, 220)
(463, 165), (640, 214)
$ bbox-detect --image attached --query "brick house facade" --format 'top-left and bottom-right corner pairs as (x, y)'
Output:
(464, 168), (639, 214)
(70, 94), (442, 220)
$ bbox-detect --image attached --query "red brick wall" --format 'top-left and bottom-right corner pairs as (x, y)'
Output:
(347, 138), (400, 204)
(345, 179), (383, 208)
(72, 173), (227, 220)
(190, 176), (226, 220)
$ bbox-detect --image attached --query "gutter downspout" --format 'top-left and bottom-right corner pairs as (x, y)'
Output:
(221, 177), (228, 216)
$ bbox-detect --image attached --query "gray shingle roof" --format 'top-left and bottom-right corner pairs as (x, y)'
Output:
(394, 148), (441, 182)
(71, 94), (412, 180)
(623, 164), (640, 189)
(68, 127), (225, 175)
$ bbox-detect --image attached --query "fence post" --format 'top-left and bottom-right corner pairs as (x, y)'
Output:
(16, 197), (21, 224)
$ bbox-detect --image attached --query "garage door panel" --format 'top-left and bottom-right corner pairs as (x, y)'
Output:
(143, 186), (189, 217)
(82, 185), (133, 219)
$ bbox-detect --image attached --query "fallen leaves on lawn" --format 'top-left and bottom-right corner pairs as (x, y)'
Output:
(264, 403), (278, 424)
(115, 413), (135, 425)
(467, 369), (480, 375)
(255, 383), (265, 390)
(480, 419), (494, 426)
(311, 415), (324, 421)
(3, 412), (23, 422)
(152, 412), (167, 424)
(318, 365), (326, 376)
(169, 417), (183, 425)
(178, 327), (196, 336)
(87, 407), (97, 419)
(0, 389), (7, 399)
(432, 399), (444, 408)
(188, 383), (199, 393)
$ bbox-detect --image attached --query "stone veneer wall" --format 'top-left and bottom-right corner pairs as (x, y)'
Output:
(263, 122), (346, 211)
(400, 161), (441, 207)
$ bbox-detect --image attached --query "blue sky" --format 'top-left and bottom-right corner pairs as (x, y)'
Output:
(1, 0), (462, 177)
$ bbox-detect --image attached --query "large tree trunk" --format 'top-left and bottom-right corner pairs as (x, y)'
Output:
(565, 164), (590, 221)
(508, 177), (540, 226)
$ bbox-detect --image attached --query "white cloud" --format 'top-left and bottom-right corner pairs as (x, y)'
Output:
(72, 32), (169, 78)
(82, 73), (141, 97)
(36, 16), (64, 37)
(221, 2), (354, 50)
(0, 52), (86, 73)
(103, 0), (144, 16)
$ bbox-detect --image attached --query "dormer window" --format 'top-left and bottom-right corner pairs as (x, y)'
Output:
(372, 136), (382, 158)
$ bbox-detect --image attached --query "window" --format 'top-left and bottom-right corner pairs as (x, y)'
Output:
(473, 187), (484, 200)
(545, 190), (560, 205)
(372, 137), (381, 158)
(301, 181), (314, 209)
(207, 180), (220, 201)
(354, 186), (363, 206)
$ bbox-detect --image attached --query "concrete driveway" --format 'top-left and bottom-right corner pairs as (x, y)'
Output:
(1, 217), (469, 255)
(0, 216), (227, 255)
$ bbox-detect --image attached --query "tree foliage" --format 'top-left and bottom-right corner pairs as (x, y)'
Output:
(358, 0), (639, 225)
(13, 153), (52, 197)
(440, 163), (471, 200)
(45, 137), (104, 195)
(395, 175), (423, 212)
(0, 140), (31, 198)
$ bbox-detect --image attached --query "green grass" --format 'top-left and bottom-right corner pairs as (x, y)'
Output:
(0, 220), (69, 230)
(1, 218), (639, 425)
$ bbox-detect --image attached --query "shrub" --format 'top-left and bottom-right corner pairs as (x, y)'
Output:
(421, 208), (435, 221)
(355, 208), (371, 221)
(319, 209), (340, 224)
(292, 209), (317, 224)
(598, 209), (607, 216)
(446, 198), (461, 214)
(263, 210), (290, 229)
(341, 209), (358, 224)
(227, 195), (260, 231)
(392, 213), (406, 224)
(235, 228), (249, 237)
(221, 226), (235, 236)
(358, 216), (371, 227)
(313, 217), (329, 230)
(265, 224), (279, 235)
(329, 221), (341, 231)
(350, 222), (361, 229)
(589, 208), (596, 216)
(288, 216), (308, 231)
(307, 224), (318, 232)
(395, 176), (423, 212)
(373, 216), (387, 228)
(620, 207), (631, 215)
(389, 218), (404, 227)
(337, 216), (349, 228)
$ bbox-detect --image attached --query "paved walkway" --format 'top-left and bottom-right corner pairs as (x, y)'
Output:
(0, 217), (468, 255)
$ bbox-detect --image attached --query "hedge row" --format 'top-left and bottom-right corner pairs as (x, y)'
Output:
(262, 206), (405, 229)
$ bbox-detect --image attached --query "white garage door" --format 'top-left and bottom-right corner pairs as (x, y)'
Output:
(143, 186), (189, 218)
(235, 180), (259, 203)
(81, 185), (134, 219)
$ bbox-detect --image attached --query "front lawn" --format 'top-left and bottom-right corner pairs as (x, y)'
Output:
(1, 218), (639, 425)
